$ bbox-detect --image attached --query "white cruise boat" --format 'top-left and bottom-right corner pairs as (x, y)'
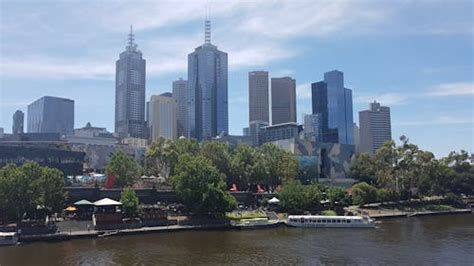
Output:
(286, 215), (375, 228)
(0, 232), (19, 246)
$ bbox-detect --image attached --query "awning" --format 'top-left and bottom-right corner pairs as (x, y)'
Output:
(268, 197), (280, 204)
(74, 199), (94, 206)
(94, 198), (123, 206)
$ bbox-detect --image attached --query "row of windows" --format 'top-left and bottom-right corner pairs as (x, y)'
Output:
(289, 218), (361, 224)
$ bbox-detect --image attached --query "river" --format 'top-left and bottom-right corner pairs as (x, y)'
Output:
(1, 213), (473, 265)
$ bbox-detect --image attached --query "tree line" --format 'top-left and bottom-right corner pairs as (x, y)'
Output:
(349, 136), (473, 205)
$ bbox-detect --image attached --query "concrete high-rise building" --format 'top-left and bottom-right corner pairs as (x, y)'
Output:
(147, 93), (177, 141)
(12, 110), (24, 134)
(249, 71), (269, 124)
(27, 96), (74, 135)
(359, 101), (391, 156)
(115, 26), (147, 139)
(249, 120), (269, 146)
(187, 19), (228, 140)
(311, 70), (354, 144)
(353, 123), (360, 154)
(271, 77), (296, 125)
(172, 78), (188, 138)
(303, 113), (323, 142)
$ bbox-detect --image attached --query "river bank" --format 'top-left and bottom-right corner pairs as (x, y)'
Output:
(13, 207), (471, 244)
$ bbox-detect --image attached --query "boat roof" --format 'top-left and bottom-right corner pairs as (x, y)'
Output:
(0, 232), (17, 236)
(288, 215), (364, 220)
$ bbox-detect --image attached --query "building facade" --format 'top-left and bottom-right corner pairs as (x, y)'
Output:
(12, 110), (24, 134)
(359, 101), (392, 156)
(271, 77), (296, 125)
(303, 113), (323, 142)
(260, 122), (302, 144)
(249, 120), (269, 146)
(172, 78), (188, 138)
(27, 96), (74, 135)
(249, 71), (269, 124)
(115, 26), (147, 139)
(187, 20), (228, 140)
(147, 93), (177, 141)
(311, 70), (354, 144)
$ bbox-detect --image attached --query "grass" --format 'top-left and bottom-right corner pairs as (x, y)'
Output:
(425, 204), (452, 211)
(226, 210), (268, 220)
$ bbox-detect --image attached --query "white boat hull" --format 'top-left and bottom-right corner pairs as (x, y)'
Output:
(286, 215), (375, 229)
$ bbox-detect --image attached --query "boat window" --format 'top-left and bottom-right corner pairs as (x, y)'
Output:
(317, 220), (321, 223)
(301, 218), (305, 223)
(337, 219), (341, 223)
(347, 220), (351, 223)
(332, 219), (336, 223)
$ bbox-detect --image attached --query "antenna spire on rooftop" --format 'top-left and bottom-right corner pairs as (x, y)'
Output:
(204, 4), (211, 44)
(127, 24), (137, 51)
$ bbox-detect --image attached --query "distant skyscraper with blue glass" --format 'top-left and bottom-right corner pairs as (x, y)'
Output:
(311, 70), (354, 144)
(115, 26), (147, 139)
(187, 19), (228, 140)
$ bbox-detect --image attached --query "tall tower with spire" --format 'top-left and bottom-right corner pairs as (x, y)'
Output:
(115, 25), (147, 139)
(187, 18), (228, 140)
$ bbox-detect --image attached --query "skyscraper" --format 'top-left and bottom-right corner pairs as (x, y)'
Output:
(311, 70), (354, 144)
(147, 93), (177, 141)
(115, 26), (147, 139)
(12, 110), (24, 134)
(187, 19), (228, 140)
(27, 96), (74, 135)
(271, 77), (296, 125)
(172, 78), (188, 138)
(303, 113), (323, 142)
(359, 101), (392, 156)
(248, 71), (269, 124)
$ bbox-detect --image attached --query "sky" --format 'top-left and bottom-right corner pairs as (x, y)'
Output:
(0, 0), (473, 158)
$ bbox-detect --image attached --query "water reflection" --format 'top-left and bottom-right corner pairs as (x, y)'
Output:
(0, 214), (473, 265)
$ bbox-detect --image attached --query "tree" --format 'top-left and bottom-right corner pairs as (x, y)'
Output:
(121, 187), (140, 218)
(171, 154), (236, 217)
(106, 150), (140, 187)
(0, 162), (67, 221)
(201, 141), (232, 181)
(37, 167), (67, 214)
(376, 188), (399, 202)
(230, 144), (259, 190)
(350, 153), (376, 185)
(351, 182), (377, 206)
(279, 181), (324, 214)
(145, 137), (168, 177)
(327, 186), (351, 208)
(279, 181), (307, 214)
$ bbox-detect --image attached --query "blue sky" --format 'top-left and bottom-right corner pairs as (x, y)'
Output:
(0, 0), (473, 157)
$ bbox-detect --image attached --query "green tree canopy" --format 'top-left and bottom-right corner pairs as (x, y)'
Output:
(351, 182), (377, 206)
(106, 150), (140, 187)
(171, 154), (236, 217)
(0, 162), (66, 221)
(121, 187), (140, 218)
(279, 181), (323, 214)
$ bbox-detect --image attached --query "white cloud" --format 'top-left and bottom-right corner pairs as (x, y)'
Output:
(296, 83), (312, 100)
(354, 93), (408, 106)
(1, 1), (472, 80)
(427, 82), (474, 96)
(394, 115), (473, 126)
(0, 57), (114, 80)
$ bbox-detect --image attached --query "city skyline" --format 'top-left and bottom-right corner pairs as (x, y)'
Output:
(0, 1), (473, 157)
